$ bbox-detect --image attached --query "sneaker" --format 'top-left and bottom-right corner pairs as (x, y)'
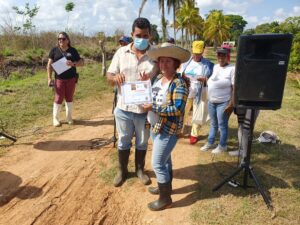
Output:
(228, 150), (241, 157)
(200, 143), (215, 151)
(190, 135), (198, 145)
(211, 145), (227, 154)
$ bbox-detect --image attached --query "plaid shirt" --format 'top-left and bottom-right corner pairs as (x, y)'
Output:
(151, 73), (188, 135)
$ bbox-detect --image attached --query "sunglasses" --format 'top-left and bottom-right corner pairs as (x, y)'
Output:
(58, 37), (67, 41)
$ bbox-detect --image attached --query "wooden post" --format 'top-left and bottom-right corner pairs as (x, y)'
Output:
(99, 40), (106, 76)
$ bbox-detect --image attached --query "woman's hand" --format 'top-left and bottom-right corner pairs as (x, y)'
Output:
(142, 103), (153, 112)
(224, 102), (234, 116)
(197, 76), (207, 84)
(66, 60), (76, 67)
(48, 78), (53, 87)
(139, 71), (150, 81)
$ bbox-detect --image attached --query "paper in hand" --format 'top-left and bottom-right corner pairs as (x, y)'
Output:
(51, 57), (71, 75)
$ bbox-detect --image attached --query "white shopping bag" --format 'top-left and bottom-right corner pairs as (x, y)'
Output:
(192, 87), (210, 125)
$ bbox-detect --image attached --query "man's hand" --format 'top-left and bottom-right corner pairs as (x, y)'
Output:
(113, 73), (126, 86)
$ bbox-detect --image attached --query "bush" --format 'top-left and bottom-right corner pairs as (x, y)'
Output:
(1, 48), (14, 57)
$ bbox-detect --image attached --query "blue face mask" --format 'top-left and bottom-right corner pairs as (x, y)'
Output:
(134, 37), (149, 50)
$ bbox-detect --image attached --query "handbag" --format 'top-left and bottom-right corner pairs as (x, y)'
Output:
(192, 86), (210, 125)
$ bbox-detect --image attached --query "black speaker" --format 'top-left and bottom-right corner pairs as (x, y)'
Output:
(234, 34), (293, 110)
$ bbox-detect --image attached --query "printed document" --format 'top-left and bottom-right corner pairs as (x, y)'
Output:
(121, 80), (152, 105)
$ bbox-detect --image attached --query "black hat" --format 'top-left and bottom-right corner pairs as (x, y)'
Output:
(216, 48), (229, 54)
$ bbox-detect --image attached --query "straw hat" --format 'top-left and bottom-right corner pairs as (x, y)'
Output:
(148, 42), (191, 63)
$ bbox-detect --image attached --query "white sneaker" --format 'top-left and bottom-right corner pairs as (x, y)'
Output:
(200, 143), (215, 151)
(212, 145), (227, 154)
(228, 150), (241, 157)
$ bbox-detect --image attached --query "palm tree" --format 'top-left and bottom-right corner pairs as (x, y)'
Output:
(175, 0), (202, 48)
(138, 0), (148, 17)
(204, 10), (231, 50)
(158, 0), (167, 42)
(166, 0), (183, 42)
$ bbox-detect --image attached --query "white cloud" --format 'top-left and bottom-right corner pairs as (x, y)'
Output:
(0, 0), (161, 36)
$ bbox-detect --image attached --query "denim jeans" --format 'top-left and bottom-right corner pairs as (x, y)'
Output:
(151, 131), (177, 183)
(207, 101), (229, 147)
(114, 107), (150, 151)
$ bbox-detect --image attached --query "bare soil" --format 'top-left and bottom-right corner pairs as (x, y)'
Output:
(0, 97), (201, 225)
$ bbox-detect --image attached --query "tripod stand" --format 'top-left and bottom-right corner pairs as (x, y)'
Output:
(0, 131), (17, 142)
(212, 109), (273, 210)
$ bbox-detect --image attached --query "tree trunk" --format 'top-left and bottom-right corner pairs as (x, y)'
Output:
(181, 29), (184, 47)
(161, 1), (167, 42)
(138, 0), (147, 17)
(99, 41), (106, 76)
(173, 6), (176, 42)
(214, 35), (218, 51)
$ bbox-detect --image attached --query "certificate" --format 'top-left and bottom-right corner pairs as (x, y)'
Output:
(51, 57), (71, 75)
(121, 80), (152, 105)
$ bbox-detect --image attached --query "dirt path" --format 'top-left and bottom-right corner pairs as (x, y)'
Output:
(0, 101), (201, 225)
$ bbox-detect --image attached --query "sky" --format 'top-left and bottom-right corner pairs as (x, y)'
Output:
(0, 0), (299, 37)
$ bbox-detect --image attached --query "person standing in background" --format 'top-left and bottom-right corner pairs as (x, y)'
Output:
(47, 32), (84, 127)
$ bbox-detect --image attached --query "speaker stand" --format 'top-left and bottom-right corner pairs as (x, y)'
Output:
(0, 131), (17, 142)
(212, 109), (273, 210)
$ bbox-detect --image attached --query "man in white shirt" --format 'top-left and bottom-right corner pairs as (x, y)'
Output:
(107, 18), (158, 187)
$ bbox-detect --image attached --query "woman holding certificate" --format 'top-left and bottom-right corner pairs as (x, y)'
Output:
(47, 32), (84, 127)
(143, 43), (190, 211)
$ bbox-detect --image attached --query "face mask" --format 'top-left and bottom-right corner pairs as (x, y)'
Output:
(134, 37), (149, 50)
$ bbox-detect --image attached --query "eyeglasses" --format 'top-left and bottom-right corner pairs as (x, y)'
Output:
(58, 37), (67, 41)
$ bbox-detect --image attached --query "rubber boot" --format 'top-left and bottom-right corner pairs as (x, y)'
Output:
(148, 181), (172, 211)
(65, 102), (74, 125)
(148, 170), (173, 195)
(53, 103), (62, 127)
(113, 150), (130, 187)
(135, 150), (151, 185)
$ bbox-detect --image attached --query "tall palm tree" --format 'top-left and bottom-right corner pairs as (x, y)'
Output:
(138, 0), (148, 17)
(204, 10), (231, 50)
(158, 0), (167, 42)
(176, 0), (202, 48)
(166, 0), (182, 42)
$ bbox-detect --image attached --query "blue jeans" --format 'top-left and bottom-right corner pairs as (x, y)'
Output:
(114, 107), (150, 151)
(151, 131), (177, 183)
(207, 101), (229, 148)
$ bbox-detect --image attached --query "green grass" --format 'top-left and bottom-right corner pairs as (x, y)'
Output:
(0, 63), (112, 139)
(190, 49), (300, 224)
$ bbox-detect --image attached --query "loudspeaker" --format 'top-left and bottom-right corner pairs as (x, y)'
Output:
(234, 34), (293, 110)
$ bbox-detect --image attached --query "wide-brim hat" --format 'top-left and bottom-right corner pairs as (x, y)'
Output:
(147, 42), (191, 63)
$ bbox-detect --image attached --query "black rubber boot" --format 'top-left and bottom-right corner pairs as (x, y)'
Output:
(148, 181), (172, 211)
(135, 150), (151, 185)
(148, 170), (173, 195)
(113, 150), (130, 187)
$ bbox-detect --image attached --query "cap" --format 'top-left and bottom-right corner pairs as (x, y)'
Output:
(119, 36), (131, 44)
(192, 41), (204, 54)
(167, 37), (175, 44)
(216, 48), (229, 54)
